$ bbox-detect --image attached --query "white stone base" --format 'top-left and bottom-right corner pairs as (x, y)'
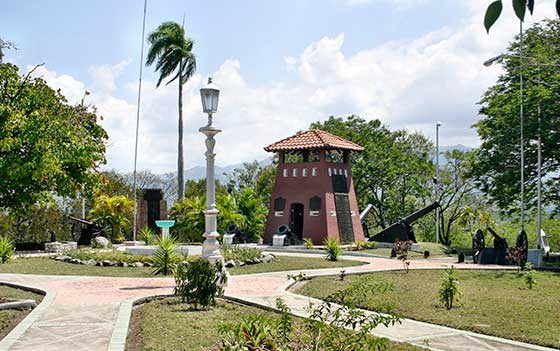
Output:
(273, 235), (287, 246)
(125, 245), (197, 257)
(45, 241), (78, 253)
(222, 234), (235, 246)
(527, 249), (543, 268)
(123, 241), (146, 247)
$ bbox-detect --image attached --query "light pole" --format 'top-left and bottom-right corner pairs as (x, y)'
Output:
(435, 121), (442, 244)
(199, 77), (224, 263)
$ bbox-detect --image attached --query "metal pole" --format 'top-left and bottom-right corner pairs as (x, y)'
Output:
(537, 71), (542, 249)
(519, 21), (525, 230)
(132, 0), (148, 242)
(435, 123), (440, 244)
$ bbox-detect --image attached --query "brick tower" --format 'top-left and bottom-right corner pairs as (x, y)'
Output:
(263, 129), (365, 245)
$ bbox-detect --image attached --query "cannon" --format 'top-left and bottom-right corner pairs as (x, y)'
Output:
(68, 216), (105, 246)
(223, 223), (251, 245)
(475, 227), (509, 265)
(372, 202), (440, 243)
(272, 224), (302, 246)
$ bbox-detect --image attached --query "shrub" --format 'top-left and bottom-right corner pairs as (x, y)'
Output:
(221, 245), (261, 261)
(174, 259), (227, 310)
(507, 247), (526, 270)
(139, 226), (157, 245)
(0, 236), (14, 263)
(324, 237), (341, 262)
(524, 262), (536, 290)
(151, 236), (180, 275)
(393, 239), (413, 273)
(303, 237), (314, 248)
(439, 267), (461, 309)
(216, 294), (399, 351)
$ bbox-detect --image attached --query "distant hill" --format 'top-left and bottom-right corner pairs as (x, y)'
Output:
(184, 157), (273, 182)
(436, 144), (473, 165)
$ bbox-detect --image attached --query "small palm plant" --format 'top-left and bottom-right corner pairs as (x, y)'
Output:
(324, 237), (341, 262)
(303, 238), (314, 249)
(139, 226), (156, 245)
(151, 236), (180, 275)
(0, 236), (14, 264)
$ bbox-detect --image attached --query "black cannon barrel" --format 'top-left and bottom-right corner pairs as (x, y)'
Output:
(68, 215), (95, 226)
(487, 227), (504, 241)
(402, 201), (440, 224)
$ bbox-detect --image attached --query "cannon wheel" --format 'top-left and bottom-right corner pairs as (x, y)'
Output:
(71, 223), (82, 242)
(472, 229), (485, 264)
(516, 229), (529, 266)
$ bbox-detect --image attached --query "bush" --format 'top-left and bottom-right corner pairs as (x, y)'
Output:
(303, 238), (314, 248)
(324, 237), (341, 262)
(524, 263), (536, 290)
(151, 236), (180, 275)
(0, 236), (14, 263)
(174, 259), (227, 310)
(139, 226), (157, 245)
(439, 267), (461, 309)
(217, 295), (399, 351)
(393, 239), (413, 273)
(221, 245), (262, 261)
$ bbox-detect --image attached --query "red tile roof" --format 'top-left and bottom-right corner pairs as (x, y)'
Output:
(264, 129), (364, 152)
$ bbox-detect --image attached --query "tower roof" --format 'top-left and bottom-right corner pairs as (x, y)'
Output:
(264, 129), (364, 152)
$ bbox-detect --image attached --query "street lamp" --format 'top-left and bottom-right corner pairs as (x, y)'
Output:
(435, 121), (442, 244)
(199, 77), (224, 263)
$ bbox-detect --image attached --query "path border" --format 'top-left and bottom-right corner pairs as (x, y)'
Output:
(0, 281), (54, 351)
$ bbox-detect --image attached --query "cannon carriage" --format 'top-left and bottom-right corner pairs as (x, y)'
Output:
(68, 216), (105, 246)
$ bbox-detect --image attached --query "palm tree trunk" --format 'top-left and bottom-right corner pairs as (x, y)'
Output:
(177, 60), (184, 201)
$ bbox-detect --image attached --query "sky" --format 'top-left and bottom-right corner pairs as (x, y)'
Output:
(1, 0), (558, 173)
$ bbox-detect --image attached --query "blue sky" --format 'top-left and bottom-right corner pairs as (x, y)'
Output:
(1, 1), (558, 172)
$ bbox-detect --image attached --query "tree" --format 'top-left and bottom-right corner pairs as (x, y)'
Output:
(0, 37), (16, 63)
(0, 63), (108, 215)
(311, 116), (434, 230)
(224, 160), (276, 209)
(146, 21), (197, 201)
(474, 19), (560, 216)
(484, 0), (560, 33)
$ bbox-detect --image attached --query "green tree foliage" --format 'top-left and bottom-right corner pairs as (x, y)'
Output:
(0, 63), (108, 215)
(89, 195), (133, 241)
(225, 160), (276, 207)
(146, 21), (197, 202)
(311, 116), (434, 230)
(474, 20), (560, 216)
(484, 0), (560, 33)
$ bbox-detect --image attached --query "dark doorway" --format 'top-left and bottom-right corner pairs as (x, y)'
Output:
(290, 203), (304, 240)
(143, 189), (163, 233)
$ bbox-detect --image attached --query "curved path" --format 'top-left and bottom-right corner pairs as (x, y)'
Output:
(0, 253), (556, 351)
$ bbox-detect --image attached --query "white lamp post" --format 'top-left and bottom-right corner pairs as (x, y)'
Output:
(199, 77), (224, 263)
(435, 121), (442, 244)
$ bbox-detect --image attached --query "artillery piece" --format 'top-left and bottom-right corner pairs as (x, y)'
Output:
(473, 227), (528, 265)
(371, 202), (440, 243)
(224, 223), (253, 244)
(68, 216), (105, 246)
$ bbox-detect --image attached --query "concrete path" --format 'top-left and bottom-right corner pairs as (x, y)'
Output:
(0, 253), (557, 351)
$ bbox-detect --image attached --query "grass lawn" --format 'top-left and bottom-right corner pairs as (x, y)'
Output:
(0, 256), (363, 277)
(358, 242), (457, 258)
(126, 298), (421, 351)
(296, 269), (560, 348)
(0, 285), (44, 340)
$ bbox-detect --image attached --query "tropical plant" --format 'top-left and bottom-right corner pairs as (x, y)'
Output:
(324, 237), (341, 262)
(0, 236), (14, 263)
(89, 195), (133, 242)
(235, 188), (267, 241)
(146, 21), (196, 201)
(139, 226), (157, 245)
(151, 236), (180, 275)
(174, 259), (227, 310)
(221, 245), (261, 262)
(439, 267), (461, 310)
(303, 237), (314, 248)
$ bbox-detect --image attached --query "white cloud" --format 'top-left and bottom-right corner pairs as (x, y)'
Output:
(31, 0), (558, 172)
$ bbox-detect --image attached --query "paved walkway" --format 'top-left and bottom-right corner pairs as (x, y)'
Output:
(0, 253), (557, 351)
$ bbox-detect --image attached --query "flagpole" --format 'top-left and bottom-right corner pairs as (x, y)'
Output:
(132, 0), (148, 242)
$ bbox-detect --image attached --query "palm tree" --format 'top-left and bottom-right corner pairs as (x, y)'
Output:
(146, 21), (196, 201)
